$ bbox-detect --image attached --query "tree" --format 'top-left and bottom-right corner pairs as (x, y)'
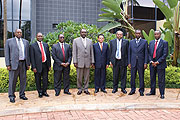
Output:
(153, 0), (180, 66)
(97, 0), (136, 37)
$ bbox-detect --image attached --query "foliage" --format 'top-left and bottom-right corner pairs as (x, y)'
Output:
(97, 0), (135, 37)
(153, 0), (180, 66)
(0, 66), (180, 93)
(42, 21), (116, 47)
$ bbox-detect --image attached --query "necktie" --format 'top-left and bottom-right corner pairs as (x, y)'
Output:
(153, 40), (158, 58)
(39, 42), (45, 62)
(100, 43), (103, 51)
(18, 39), (24, 60)
(61, 43), (65, 62)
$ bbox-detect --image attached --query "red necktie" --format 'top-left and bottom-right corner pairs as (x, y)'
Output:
(40, 42), (45, 62)
(61, 43), (65, 62)
(153, 40), (158, 58)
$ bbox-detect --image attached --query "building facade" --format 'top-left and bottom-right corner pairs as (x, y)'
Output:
(0, 0), (168, 57)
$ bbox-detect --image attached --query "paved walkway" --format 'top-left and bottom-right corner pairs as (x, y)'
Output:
(1, 109), (180, 120)
(0, 88), (180, 117)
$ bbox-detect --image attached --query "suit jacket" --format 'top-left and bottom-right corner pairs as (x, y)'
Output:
(110, 38), (129, 66)
(73, 37), (94, 68)
(149, 39), (168, 69)
(128, 39), (148, 68)
(30, 41), (51, 73)
(52, 42), (72, 71)
(93, 42), (110, 68)
(5, 38), (30, 70)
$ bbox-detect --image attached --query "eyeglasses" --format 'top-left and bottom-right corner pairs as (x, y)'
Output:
(60, 37), (64, 38)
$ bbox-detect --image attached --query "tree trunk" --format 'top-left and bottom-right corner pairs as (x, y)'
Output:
(3, 0), (7, 48)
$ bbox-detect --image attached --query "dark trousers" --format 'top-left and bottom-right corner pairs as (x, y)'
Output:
(8, 60), (27, 98)
(150, 66), (165, 95)
(34, 63), (48, 93)
(94, 67), (106, 91)
(54, 66), (70, 94)
(130, 62), (145, 93)
(113, 60), (127, 90)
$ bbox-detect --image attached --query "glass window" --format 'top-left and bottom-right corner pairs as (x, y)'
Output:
(7, 0), (12, 19)
(7, 21), (12, 38)
(21, 0), (30, 20)
(13, 0), (30, 20)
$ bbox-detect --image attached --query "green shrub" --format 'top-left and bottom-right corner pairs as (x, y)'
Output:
(0, 65), (180, 93)
(42, 20), (116, 47)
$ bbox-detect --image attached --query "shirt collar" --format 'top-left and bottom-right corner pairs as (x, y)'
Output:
(135, 37), (141, 41)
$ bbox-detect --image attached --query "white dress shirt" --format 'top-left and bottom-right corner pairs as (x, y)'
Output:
(116, 39), (122, 59)
(59, 42), (65, 50)
(81, 37), (86, 48)
(15, 37), (25, 60)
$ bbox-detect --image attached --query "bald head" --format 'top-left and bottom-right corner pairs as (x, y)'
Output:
(135, 29), (141, 39)
(116, 30), (123, 39)
(36, 32), (43, 42)
(154, 30), (161, 40)
(15, 29), (22, 38)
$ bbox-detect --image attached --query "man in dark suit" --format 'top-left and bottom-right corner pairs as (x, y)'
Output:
(30, 32), (51, 98)
(110, 30), (129, 94)
(128, 30), (148, 96)
(52, 34), (72, 96)
(146, 30), (168, 99)
(93, 34), (110, 93)
(5, 29), (30, 103)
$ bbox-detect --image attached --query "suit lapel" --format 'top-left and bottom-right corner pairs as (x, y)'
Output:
(137, 39), (142, 47)
(13, 38), (19, 51)
(156, 39), (163, 51)
(80, 37), (86, 48)
(35, 41), (41, 54)
(58, 42), (63, 55)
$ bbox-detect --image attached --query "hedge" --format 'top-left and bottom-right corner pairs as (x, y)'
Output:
(0, 65), (180, 93)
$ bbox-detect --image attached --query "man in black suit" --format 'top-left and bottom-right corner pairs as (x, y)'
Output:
(128, 30), (148, 96)
(52, 34), (72, 96)
(146, 30), (168, 99)
(93, 34), (110, 93)
(110, 30), (129, 94)
(5, 29), (30, 103)
(30, 32), (51, 98)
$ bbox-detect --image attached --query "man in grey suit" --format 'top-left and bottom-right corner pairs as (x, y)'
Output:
(110, 30), (129, 94)
(52, 34), (72, 96)
(5, 29), (30, 103)
(73, 29), (94, 95)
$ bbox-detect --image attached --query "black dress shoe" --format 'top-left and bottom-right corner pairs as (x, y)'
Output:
(112, 89), (118, 93)
(160, 95), (165, 99)
(77, 91), (82, 95)
(146, 92), (155, 96)
(101, 89), (107, 93)
(140, 92), (144, 96)
(94, 89), (99, 93)
(10, 97), (15, 103)
(20, 96), (28, 100)
(43, 92), (49, 97)
(84, 90), (90, 95)
(64, 92), (71, 95)
(121, 89), (127, 94)
(128, 91), (135, 95)
(55, 92), (60, 96)
(39, 93), (43, 98)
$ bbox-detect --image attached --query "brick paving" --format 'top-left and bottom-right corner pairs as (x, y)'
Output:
(0, 109), (180, 120)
